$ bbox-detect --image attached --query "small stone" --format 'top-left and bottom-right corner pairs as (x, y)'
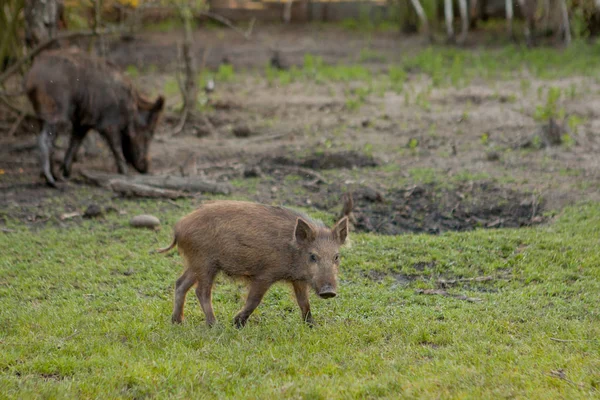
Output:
(130, 214), (160, 229)
(232, 125), (253, 138)
(486, 151), (500, 161)
(83, 204), (103, 218)
(243, 166), (262, 178)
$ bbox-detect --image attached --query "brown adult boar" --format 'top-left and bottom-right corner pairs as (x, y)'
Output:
(25, 49), (165, 187)
(156, 200), (349, 328)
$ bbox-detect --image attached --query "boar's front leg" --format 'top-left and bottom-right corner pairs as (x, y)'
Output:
(62, 125), (89, 178)
(102, 127), (128, 175)
(234, 279), (272, 328)
(38, 122), (57, 187)
(292, 281), (314, 326)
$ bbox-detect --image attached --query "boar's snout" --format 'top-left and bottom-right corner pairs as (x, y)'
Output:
(318, 285), (337, 299)
(134, 158), (149, 173)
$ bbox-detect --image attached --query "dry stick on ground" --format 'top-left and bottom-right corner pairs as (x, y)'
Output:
(80, 169), (233, 195)
(200, 11), (255, 40)
(416, 289), (482, 302)
(245, 131), (294, 143)
(109, 180), (190, 199)
(7, 111), (26, 136)
(270, 165), (329, 185)
(0, 95), (30, 117)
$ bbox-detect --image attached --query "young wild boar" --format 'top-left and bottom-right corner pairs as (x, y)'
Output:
(25, 48), (165, 187)
(156, 200), (349, 328)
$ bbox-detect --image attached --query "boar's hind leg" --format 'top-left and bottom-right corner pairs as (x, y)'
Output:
(292, 281), (314, 326)
(234, 280), (272, 328)
(62, 126), (89, 178)
(39, 123), (57, 187)
(195, 268), (218, 327)
(172, 269), (197, 324)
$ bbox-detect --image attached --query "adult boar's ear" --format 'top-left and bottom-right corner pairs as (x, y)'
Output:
(294, 218), (316, 245)
(332, 216), (348, 245)
(147, 95), (165, 133)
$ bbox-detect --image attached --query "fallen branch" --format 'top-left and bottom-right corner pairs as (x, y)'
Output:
(416, 288), (481, 302)
(1, 228), (16, 233)
(110, 179), (189, 199)
(199, 11), (255, 40)
(245, 131), (293, 143)
(7, 111), (26, 137)
(0, 88), (26, 97)
(80, 169), (232, 195)
(1, 141), (37, 154)
(0, 94), (31, 117)
(270, 165), (328, 185)
(170, 107), (188, 136)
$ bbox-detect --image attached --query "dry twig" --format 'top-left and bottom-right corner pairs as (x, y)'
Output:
(416, 289), (482, 302)
(7, 112), (26, 137)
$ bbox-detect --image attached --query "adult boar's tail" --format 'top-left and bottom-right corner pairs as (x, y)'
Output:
(153, 232), (178, 254)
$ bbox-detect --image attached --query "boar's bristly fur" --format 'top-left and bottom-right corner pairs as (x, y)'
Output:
(25, 48), (165, 187)
(157, 200), (349, 328)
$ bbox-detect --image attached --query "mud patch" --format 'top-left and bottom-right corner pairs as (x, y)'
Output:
(345, 182), (544, 235)
(267, 150), (379, 170)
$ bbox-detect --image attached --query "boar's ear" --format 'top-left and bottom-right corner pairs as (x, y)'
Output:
(152, 95), (165, 113)
(332, 216), (348, 245)
(144, 96), (165, 133)
(294, 218), (316, 245)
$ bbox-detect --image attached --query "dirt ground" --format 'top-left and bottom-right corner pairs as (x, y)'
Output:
(2, 25), (600, 234)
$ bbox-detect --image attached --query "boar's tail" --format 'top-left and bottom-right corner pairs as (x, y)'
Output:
(154, 232), (178, 254)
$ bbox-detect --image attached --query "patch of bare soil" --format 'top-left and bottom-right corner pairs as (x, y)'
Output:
(266, 151), (379, 170)
(2, 25), (600, 231)
(345, 182), (543, 235)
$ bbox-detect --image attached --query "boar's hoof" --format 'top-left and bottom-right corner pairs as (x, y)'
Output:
(171, 314), (183, 324)
(234, 315), (248, 329)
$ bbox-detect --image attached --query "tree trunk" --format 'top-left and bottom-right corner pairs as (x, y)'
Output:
(180, 5), (197, 119)
(24, 0), (59, 49)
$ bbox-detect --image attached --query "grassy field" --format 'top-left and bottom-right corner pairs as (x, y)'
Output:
(1, 198), (599, 399)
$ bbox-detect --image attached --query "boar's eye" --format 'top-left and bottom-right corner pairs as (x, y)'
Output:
(309, 253), (318, 263)
(334, 254), (340, 262)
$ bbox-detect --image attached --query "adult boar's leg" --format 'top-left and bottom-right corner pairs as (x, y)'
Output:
(292, 281), (313, 326)
(62, 125), (89, 178)
(234, 279), (271, 328)
(39, 122), (57, 187)
(103, 128), (128, 175)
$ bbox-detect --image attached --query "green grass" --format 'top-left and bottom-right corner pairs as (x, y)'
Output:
(261, 41), (600, 93)
(1, 200), (600, 398)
